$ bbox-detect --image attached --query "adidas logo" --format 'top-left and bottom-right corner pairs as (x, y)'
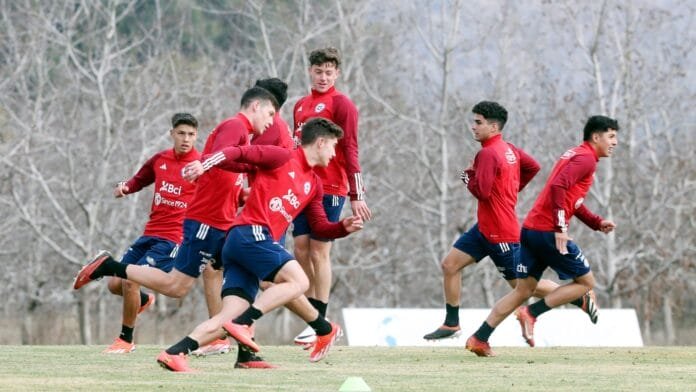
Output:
(288, 171), (295, 179)
(160, 163), (167, 170)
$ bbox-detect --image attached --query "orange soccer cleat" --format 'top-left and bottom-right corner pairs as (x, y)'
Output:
(309, 322), (342, 362)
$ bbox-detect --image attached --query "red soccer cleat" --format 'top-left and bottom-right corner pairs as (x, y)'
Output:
(156, 351), (193, 372)
(103, 337), (135, 354)
(515, 306), (537, 347)
(222, 322), (260, 353)
(465, 335), (496, 357)
(138, 292), (156, 315)
(309, 322), (342, 362)
(73, 250), (112, 290)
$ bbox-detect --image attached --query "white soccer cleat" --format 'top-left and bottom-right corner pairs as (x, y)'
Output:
(294, 325), (317, 348)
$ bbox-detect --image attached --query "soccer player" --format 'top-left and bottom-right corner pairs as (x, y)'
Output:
(292, 47), (372, 346)
(155, 117), (363, 372)
(423, 101), (559, 340)
(73, 87), (276, 312)
(193, 78), (294, 367)
(98, 113), (200, 353)
(465, 115), (618, 357)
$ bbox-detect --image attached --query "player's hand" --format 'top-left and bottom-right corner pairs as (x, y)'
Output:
(182, 161), (204, 182)
(350, 200), (372, 221)
(113, 182), (128, 198)
(343, 215), (364, 233)
(555, 231), (572, 255)
(460, 169), (470, 185)
(599, 220), (616, 234)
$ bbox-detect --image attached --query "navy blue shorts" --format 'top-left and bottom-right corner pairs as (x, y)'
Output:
(452, 223), (519, 280)
(516, 228), (591, 281)
(173, 219), (228, 278)
(292, 194), (345, 241)
(121, 236), (178, 272)
(222, 225), (294, 301)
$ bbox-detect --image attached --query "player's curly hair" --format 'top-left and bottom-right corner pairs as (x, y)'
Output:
(472, 101), (508, 130)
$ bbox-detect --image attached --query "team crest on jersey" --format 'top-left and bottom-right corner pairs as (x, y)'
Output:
(505, 148), (517, 164)
(154, 192), (162, 205)
(574, 197), (584, 209)
(314, 103), (326, 113)
(304, 182), (311, 195)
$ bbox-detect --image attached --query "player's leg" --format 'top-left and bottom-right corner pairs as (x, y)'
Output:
(192, 262), (231, 357)
(423, 224), (482, 340)
(107, 277), (153, 311)
(291, 211), (316, 344)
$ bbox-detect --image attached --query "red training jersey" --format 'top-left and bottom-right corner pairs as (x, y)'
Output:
(200, 146), (349, 242)
(523, 142), (604, 232)
(463, 134), (540, 243)
(293, 86), (365, 200)
(123, 148), (200, 243)
(247, 113), (294, 186)
(185, 113), (253, 231)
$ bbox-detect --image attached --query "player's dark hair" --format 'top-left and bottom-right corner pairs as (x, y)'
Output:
(309, 47), (341, 69)
(583, 115), (620, 141)
(171, 112), (198, 129)
(254, 78), (288, 109)
(472, 101), (508, 130)
(300, 117), (344, 145)
(240, 86), (278, 110)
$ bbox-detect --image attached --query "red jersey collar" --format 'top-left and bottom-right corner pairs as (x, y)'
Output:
(236, 112), (255, 134)
(294, 147), (313, 172)
(481, 133), (503, 147)
(311, 86), (336, 98)
(581, 141), (600, 161)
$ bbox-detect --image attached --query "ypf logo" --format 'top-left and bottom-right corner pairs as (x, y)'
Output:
(269, 197), (283, 211)
(314, 103), (326, 113)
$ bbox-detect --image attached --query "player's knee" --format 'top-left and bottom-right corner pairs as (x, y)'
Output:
(440, 257), (460, 276)
(122, 279), (139, 293)
(107, 277), (122, 295)
(295, 273), (310, 295)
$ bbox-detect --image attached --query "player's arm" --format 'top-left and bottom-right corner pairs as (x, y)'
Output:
(117, 154), (158, 198)
(466, 149), (497, 200)
(183, 145), (291, 181)
(516, 146), (541, 191)
(305, 178), (363, 238)
(333, 96), (365, 201)
(574, 205), (616, 233)
(548, 154), (596, 233)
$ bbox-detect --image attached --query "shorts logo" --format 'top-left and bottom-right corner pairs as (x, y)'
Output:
(314, 103), (325, 113)
(304, 182), (311, 195)
(574, 198), (584, 209)
(146, 256), (156, 266)
(516, 264), (528, 274)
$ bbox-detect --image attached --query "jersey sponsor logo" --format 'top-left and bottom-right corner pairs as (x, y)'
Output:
(304, 182), (311, 195)
(314, 103), (326, 113)
(561, 149), (577, 160)
(159, 180), (182, 196)
(283, 189), (300, 208)
(159, 163), (167, 170)
(154, 192), (188, 209)
(288, 171), (295, 179)
(269, 196), (293, 222)
(574, 197), (584, 209)
(505, 148), (517, 164)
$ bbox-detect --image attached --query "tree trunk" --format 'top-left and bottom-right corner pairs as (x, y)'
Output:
(78, 293), (92, 345)
(663, 296), (675, 345)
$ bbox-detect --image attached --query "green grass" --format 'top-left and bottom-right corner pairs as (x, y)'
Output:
(0, 345), (695, 391)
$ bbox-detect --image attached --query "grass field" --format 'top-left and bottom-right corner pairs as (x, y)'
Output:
(1, 345), (695, 391)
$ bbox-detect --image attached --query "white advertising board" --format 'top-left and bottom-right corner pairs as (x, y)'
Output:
(342, 308), (643, 347)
